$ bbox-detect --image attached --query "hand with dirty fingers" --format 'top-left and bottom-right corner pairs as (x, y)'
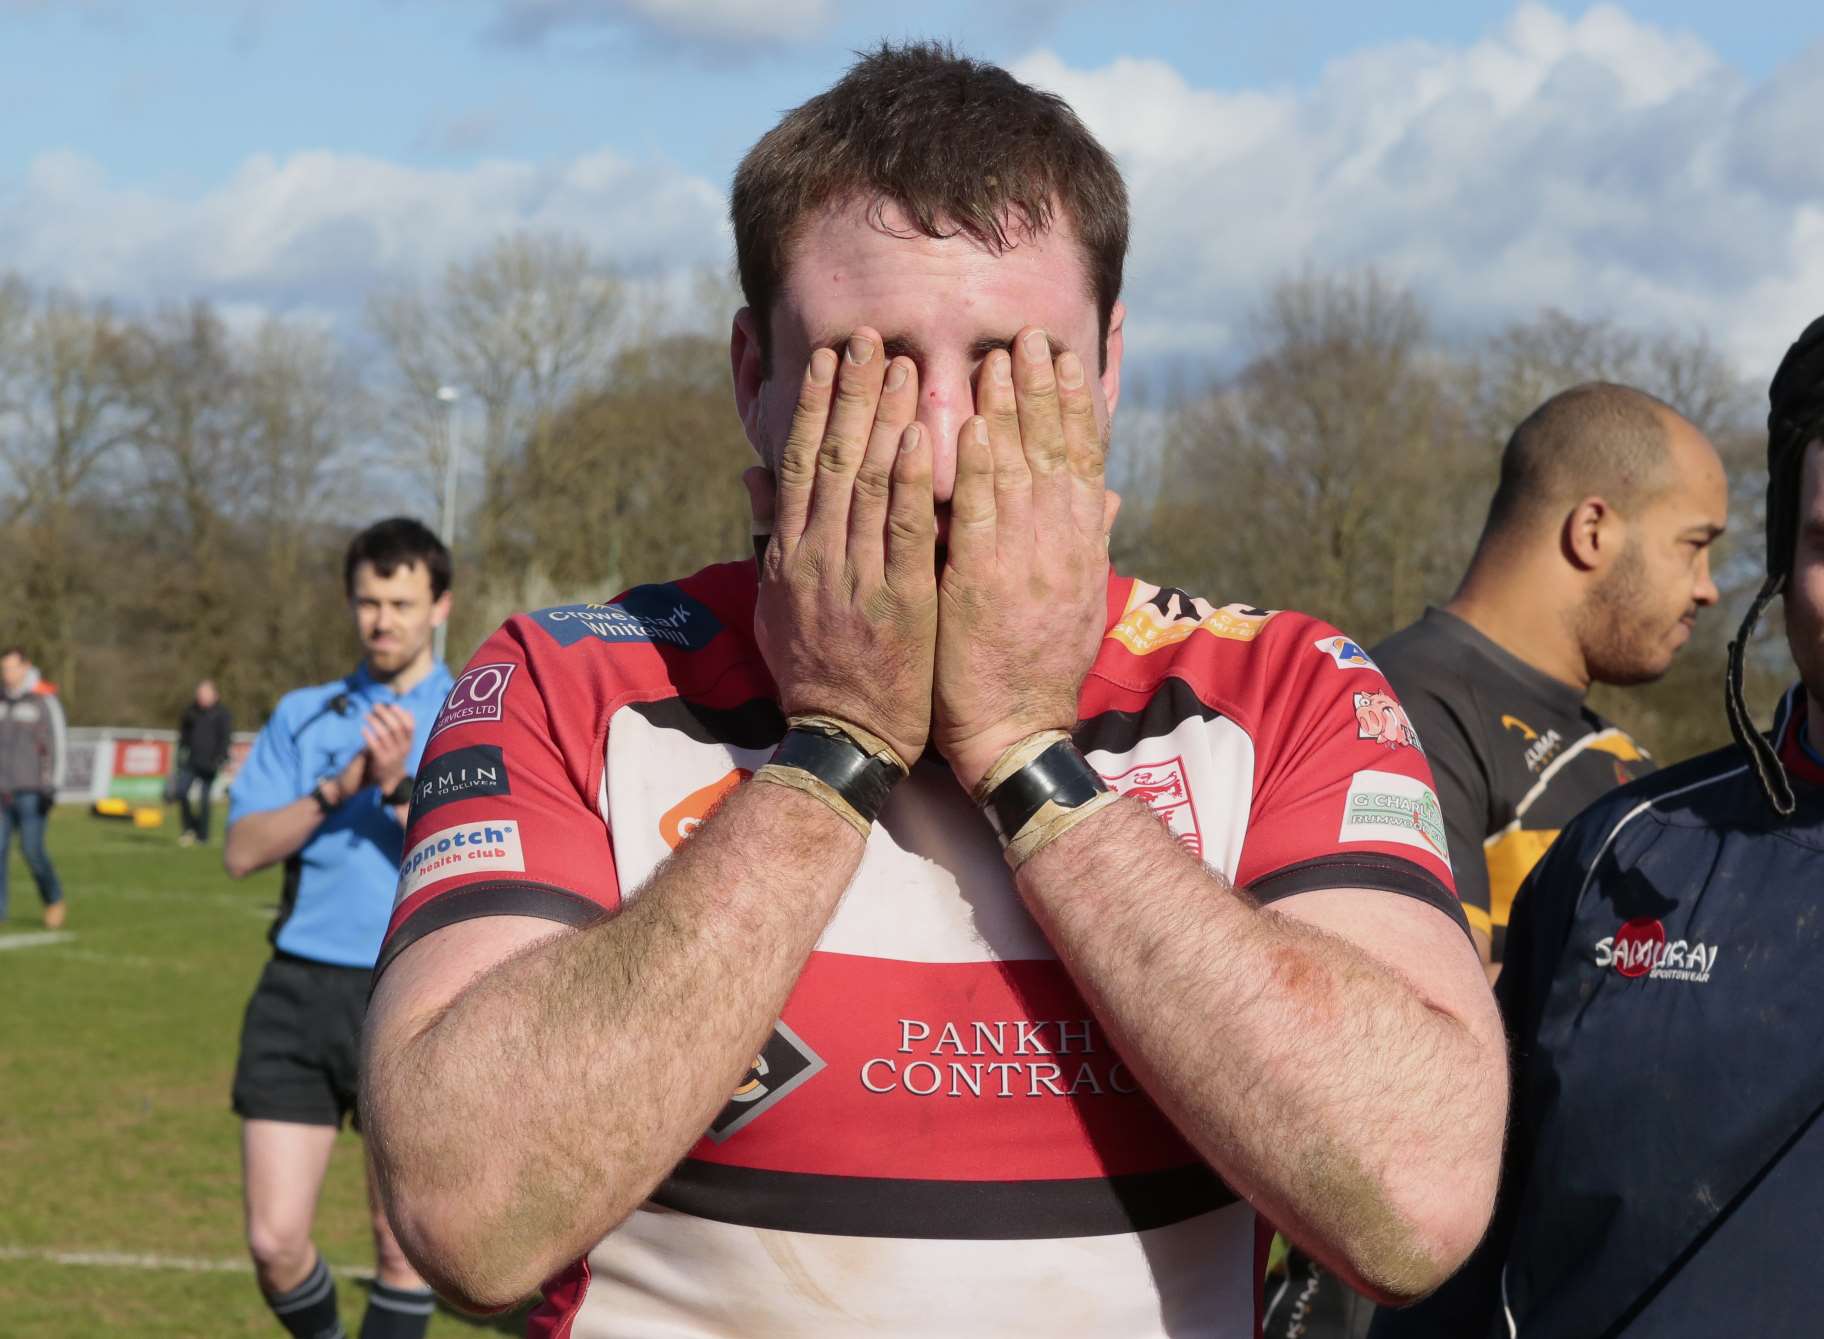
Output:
(748, 328), (938, 769)
(933, 328), (1114, 792)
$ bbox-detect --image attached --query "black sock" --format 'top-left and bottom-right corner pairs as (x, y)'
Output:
(264, 1254), (345, 1339)
(360, 1279), (436, 1339)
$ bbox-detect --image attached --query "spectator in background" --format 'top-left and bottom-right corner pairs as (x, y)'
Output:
(1372, 320), (1824, 1338)
(224, 518), (454, 1339)
(1373, 382), (1726, 984)
(174, 678), (233, 847)
(1269, 384), (1730, 1339)
(0, 645), (67, 929)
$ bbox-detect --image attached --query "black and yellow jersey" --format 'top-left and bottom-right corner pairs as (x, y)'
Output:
(1372, 607), (1652, 962)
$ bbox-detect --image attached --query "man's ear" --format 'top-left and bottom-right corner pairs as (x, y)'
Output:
(1564, 496), (1620, 572)
(731, 307), (767, 456)
(1100, 300), (1126, 421)
(431, 590), (452, 631)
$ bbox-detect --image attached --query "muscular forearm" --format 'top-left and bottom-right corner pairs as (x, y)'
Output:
(1019, 800), (1505, 1303)
(222, 795), (326, 877)
(363, 779), (865, 1311)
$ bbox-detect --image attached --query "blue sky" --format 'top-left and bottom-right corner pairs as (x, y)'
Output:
(2, 2), (1805, 190)
(3, 1), (1822, 371)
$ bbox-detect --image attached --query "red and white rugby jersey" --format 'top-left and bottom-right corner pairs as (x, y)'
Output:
(379, 562), (1463, 1339)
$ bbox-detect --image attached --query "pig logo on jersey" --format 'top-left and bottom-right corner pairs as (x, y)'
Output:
(706, 1020), (825, 1142)
(1314, 636), (1379, 672)
(660, 769), (751, 849)
(429, 663), (517, 739)
(1099, 757), (1202, 858)
(1354, 690), (1419, 750)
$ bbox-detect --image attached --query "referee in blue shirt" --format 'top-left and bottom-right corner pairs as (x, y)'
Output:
(226, 518), (456, 1339)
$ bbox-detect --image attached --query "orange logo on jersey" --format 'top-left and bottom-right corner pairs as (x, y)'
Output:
(659, 769), (750, 849)
(1107, 582), (1277, 655)
(1501, 715), (1536, 741)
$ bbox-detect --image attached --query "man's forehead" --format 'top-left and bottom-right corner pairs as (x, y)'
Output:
(779, 198), (1096, 337)
(352, 560), (431, 594)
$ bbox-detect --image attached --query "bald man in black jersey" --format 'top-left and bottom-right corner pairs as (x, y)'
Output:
(1374, 382), (1728, 982)
(1265, 384), (1729, 1339)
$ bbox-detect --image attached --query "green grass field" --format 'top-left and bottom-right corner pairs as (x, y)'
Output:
(0, 810), (533, 1336)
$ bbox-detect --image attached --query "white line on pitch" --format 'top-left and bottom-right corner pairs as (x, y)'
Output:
(0, 1245), (373, 1280)
(0, 932), (74, 952)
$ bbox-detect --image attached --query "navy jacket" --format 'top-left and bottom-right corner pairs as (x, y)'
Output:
(1377, 688), (1824, 1339)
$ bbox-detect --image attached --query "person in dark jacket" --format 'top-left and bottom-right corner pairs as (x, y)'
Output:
(0, 644), (67, 928)
(175, 678), (233, 846)
(1375, 316), (1824, 1337)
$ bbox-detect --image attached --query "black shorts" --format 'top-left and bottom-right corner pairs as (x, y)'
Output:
(231, 952), (373, 1128)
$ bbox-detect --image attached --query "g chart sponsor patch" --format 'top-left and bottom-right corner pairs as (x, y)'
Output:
(1338, 769), (1450, 866)
(395, 817), (525, 904)
(430, 663), (517, 739)
(531, 585), (722, 651)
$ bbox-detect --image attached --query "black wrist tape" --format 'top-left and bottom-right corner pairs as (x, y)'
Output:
(984, 739), (1109, 840)
(771, 724), (901, 826)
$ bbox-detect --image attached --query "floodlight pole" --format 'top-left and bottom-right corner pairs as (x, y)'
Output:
(434, 385), (461, 667)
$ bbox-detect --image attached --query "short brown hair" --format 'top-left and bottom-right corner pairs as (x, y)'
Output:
(732, 41), (1129, 374)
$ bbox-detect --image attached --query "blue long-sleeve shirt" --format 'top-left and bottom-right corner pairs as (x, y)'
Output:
(229, 661), (454, 967)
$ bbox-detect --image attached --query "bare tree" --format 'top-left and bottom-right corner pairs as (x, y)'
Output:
(368, 232), (628, 540)
(462, 330), (751, 659)
(0, 282), (139, 703)
(1122, 271), (1482, 642)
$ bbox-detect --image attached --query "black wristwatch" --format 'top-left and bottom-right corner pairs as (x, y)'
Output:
(382, 775), (415, 807)
(311, 781), (340, 815)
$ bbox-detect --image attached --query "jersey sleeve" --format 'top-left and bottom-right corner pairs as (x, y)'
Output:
(375, 617), (619, 981)
(227, 696), (306, 823)
(1232, 619), (1467, 937)
(1378, 678), (1494, 940)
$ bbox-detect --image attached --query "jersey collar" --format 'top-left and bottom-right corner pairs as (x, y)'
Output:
(1776, 687), (1824, 788)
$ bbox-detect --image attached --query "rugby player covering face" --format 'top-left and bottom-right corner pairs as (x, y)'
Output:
(361, 45), (1506, 1335)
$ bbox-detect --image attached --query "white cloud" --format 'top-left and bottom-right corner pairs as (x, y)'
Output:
(484, 0), (833, 47)
(0, 145), (728, 324)
(5, 3), (1820, 382)
(1014, 3), (1821, 377)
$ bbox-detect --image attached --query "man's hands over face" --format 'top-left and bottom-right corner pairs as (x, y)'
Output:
(934, 331), (1111, 791)
(752, 324), (1111, 790)
(751, 330), (938, 768)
